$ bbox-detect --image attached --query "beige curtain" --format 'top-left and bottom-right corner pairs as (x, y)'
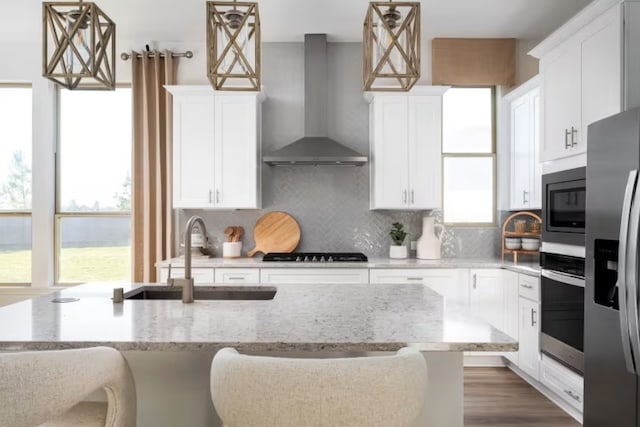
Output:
(131, 51), (176, 282)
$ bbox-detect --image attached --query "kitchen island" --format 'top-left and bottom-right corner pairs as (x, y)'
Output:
(0, 281), (516, 427)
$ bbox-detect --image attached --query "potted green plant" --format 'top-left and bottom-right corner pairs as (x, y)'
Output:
(389, 222), (408, 259)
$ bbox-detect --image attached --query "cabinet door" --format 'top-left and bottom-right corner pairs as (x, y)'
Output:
(503, 271), (519, 365)
(408, 96), (441, 209)
(421, 269), (469, 311)
(510, 93), (532, 210)
(214, 96), (259, 209)
(581, 12), (622, 155)
(173, 95), (215, 208)
(371, 96), (410, 209)
(469, 269), (505, 330)
(519, 296), (541, 381)
(542, 45), (581, 162)
(529, 88), (542, 209)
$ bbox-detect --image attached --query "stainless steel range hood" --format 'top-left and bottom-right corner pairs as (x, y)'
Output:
(264, 34), (367, 166)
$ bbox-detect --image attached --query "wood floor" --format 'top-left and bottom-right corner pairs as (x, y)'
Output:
(464, 368), (581, 427)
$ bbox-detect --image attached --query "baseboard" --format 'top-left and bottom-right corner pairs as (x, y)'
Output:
(507, 362), (583, 424)
(464, 353), (507, 367)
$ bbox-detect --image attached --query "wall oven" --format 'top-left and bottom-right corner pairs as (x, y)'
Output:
(540, 251), (585, 374)
(542, 167), (586, 246)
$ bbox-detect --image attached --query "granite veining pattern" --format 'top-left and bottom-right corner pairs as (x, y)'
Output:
(0, 282), (517, 353)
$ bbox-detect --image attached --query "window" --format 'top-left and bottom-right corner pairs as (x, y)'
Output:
(56, 88), (132, 284)
(0, 86), (32, 284)
(442, 87), (496, 224)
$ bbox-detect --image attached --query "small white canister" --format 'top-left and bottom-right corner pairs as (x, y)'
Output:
(222, 241), (242, 258)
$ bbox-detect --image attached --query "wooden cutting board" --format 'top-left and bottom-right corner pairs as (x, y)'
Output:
(247, 212), (301, 257)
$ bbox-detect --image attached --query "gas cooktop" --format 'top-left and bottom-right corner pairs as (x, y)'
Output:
(262, 252), (368, 263)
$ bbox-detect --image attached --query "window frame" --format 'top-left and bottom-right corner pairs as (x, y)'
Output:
(441, 85), (497, 227)
(0, 83), (33, 286)
(54, 84), (132, 285)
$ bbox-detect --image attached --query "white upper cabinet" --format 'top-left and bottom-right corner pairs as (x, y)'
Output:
(214, 95), (261, 209)
(507, 77), (542, 210)
(580, 9), (622, 149)
(172, 93), (216, 209)
(531, 2), (624, 163)
(542, 45), (582, 161)
(165, 86), (263, 209)
(366, 86), (448, 210)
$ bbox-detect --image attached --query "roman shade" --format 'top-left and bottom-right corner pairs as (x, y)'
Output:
(432, 38), (516, 86)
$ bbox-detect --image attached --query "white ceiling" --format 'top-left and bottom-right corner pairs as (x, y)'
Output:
(2, 0), (590, 44)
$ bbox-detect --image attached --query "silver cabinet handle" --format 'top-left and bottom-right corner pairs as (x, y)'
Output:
(402, 190), (407, 204)
(407, 277), (423, 281)
(520, 283), (533, 289)
(209, 190), (213, 204)
(531, 308), (537, 327)
(571, 127), (578, 147)
(565, 128), (572, 149)
(227, 276), (245, 281)
(411, 190), (415, 204)
(564, 389), (581, 402)
(618, 170), (638, 374)
(216, 190), (220, 204)
(523, 190), (529, 204)
(472, 273), (477, 289)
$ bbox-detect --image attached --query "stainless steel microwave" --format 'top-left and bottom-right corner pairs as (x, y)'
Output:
(542, 167), (586, 246)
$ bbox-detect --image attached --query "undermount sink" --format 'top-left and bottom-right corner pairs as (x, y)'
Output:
(124, 286), (277, 301)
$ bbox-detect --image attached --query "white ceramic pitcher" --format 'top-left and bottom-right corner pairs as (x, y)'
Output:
(416, 217), (444, 260)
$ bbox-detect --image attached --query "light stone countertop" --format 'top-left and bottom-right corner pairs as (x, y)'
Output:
(156, 256), (541, 277)
(0, 281), (517, 353)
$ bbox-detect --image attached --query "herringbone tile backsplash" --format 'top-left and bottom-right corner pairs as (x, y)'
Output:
(179, 165), (507, 259)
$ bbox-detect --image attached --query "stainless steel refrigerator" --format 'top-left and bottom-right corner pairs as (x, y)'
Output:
(585, 106), (640, 426)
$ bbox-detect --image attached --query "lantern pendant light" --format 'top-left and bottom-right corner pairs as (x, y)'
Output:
(207, 0), (261, 91)
(363, 1), (420, 91)
(42, 0), (116, 90)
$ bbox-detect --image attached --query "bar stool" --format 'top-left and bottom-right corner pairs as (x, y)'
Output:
(210, 347), (427, 427)
(0, 346), (136, 427)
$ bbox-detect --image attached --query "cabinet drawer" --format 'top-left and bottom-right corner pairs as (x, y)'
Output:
(158, 267), (215, 285)
(369, 269), (430, 284)
(540, 355), (584, 412)
(260, 268), (369, 284)
(214, 268), (260, 284)
(518, 273), (540, 302)
(370, 269), (469, 310)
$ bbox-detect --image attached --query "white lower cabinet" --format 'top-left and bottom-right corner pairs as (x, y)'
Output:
(369, 269), (469, 310)
(469, 269), (506, 331)
(260, 268), (369, 285)
(502, 271), (519, 365)
(214, 268), (260, 284)
(516, 272), (541, 381)
(157, 267), (215, 285)
(519, 296), (541, 381)
(540, 354), (584, 413)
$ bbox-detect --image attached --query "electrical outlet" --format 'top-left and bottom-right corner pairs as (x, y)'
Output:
(410, 240), (417, 250)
